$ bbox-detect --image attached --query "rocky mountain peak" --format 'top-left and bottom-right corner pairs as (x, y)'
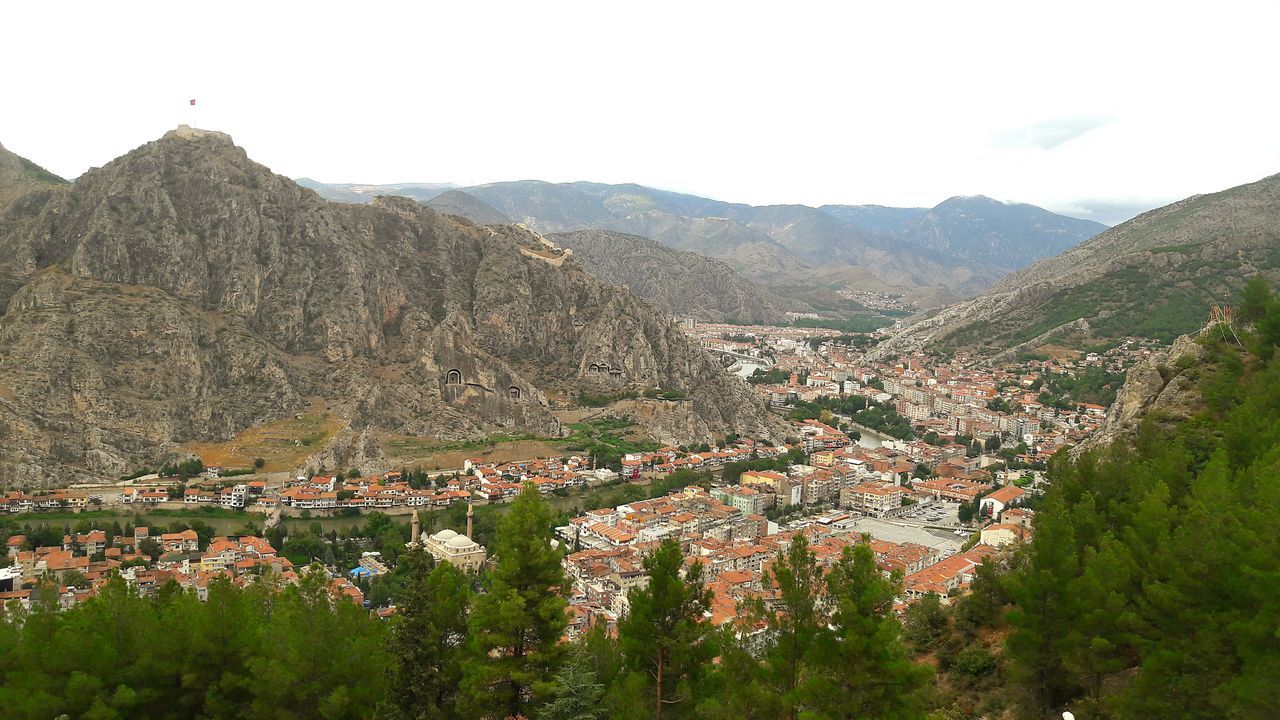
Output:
(163, 124), (235, 144)
(0, 128), (786, 485)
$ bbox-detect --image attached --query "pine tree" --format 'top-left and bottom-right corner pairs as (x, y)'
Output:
(1239, 274), (1274, 324)
(379, 550), (469, 720)
(460, 483), (569, 719)
(1006, 492), (1083, 715)
(745, 532), (826, 720)
(902, 592), (949, 652)
(952, 559), (1009, 637)
(1062, 537), (1138, 705)
(618, 538), (713, 720)
(541, 648), (607, 720)
(691, 627), (774, 720)
(801, 543), (930, 719)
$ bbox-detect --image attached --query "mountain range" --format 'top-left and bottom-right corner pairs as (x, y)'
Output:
(410, 191), (798, 323)
(0, 128), (785, 485)
(868, 172), (1280, 359)
(299, 179), (1108, 306)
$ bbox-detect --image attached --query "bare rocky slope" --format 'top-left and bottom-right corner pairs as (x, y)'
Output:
(549, 229), (800, 324)
(0, 141), (66, 206)
(0, 127), (785, 485)
(867, 173), (1280, 360)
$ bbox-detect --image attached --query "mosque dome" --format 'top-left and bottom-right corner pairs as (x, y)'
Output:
(434, 529), (458, 541)
(446, 535), (475, 549)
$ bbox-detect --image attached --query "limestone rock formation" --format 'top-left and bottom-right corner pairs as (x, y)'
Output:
(0, 127), (785, 484)
(1074, 332), (1206, 454)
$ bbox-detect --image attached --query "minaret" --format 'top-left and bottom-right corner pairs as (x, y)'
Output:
(466, 501), (474, 540)
(410, 510), (420, 547)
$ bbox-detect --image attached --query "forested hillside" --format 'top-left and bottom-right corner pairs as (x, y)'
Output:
(999, 276), (1280, 719)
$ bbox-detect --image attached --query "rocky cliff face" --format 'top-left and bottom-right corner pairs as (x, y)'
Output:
(0, 127), (785, 484)
(1074, 332), (1206, 454)
(867, 173), (1280, 360)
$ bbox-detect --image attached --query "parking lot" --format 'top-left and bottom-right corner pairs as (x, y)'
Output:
(897, 498), (963, 527)
(836, 499), (973, 555)
(854, 516), (965, 554)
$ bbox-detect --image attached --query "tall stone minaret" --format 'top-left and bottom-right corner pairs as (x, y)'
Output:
(466, 500), (474, 539)
(410, 509), (420, 547)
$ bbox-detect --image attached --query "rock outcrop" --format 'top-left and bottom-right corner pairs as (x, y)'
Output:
(0, 127), (785, 484)
(1074, 332), (1206, 454)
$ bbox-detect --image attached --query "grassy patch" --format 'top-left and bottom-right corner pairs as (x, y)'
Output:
(562, 416), (660, 468)
(180, 400), (342, 471)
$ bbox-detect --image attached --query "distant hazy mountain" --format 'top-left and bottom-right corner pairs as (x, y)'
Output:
(822, 197), (1107, 268)
(302, 178), (1106, 301)
(295, 178), (454, 204)
(869, 173), (1280, 357)
(901, 196), (1106, 267)
(552, 229), (800, 324)
(455, 182), (989, 294)
(424, 190), (510, 225)
(818, 205), (928, 235)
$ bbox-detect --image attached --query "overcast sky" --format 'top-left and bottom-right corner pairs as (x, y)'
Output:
(4, 1), (1278, 225)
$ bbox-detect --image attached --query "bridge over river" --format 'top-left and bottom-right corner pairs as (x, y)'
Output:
(704, 347), (774, 372)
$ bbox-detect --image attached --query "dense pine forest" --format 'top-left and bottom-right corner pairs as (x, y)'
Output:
(3, 281), (1280, 719)
(999, 277), (1280, 719)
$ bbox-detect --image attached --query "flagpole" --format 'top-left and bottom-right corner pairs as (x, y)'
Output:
(190, 98), (197, 129)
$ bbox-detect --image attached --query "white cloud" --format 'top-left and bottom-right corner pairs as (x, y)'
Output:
(994, 116), (1114, 151)
(1, 0), (1277, 220)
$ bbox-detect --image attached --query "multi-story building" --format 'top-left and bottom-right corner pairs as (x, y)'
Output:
(840, 482), (906, 517)
(711, 485), (773, 516)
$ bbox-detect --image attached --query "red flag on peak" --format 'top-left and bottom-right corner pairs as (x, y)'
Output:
(189, 98), (196, 106)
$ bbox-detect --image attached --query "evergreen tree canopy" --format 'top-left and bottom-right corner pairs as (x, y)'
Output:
(617, 538), (713, 720)
(379, 550), (469, 720)
(1005, 280), (1280, 719)
(460, 483), (569, 719)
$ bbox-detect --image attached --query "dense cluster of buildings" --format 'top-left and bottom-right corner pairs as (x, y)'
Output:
(686, 321), (1156, 466)
(2, 454), (624, 520)
(0, 527), (363, 611)
(560, 482), (1031, 639)
(4, 320), (1145, 633)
